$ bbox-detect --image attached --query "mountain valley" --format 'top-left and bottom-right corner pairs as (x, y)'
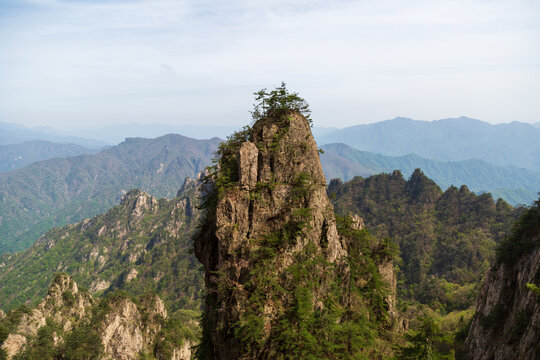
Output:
(1, 94), (538, 358)
(0, 92), (539, 359)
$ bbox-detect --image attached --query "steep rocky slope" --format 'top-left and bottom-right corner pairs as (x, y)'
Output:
(0, 134), (219, 254)
(466, 198), (540, 360)
(0, 177), (203, 313)
(0, 274), (193, 360)
(195, 109), (397, 359)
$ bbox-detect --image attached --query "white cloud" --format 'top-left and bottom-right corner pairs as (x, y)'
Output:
(0, 0), (538, 128)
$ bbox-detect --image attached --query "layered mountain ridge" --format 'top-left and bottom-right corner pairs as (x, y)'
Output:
(1, 107), (538, 358)
(317, 116), (540, 172)
(0, 134), (220, 254)
(321, 142), (540, 206)
(0, 140), (99, 173)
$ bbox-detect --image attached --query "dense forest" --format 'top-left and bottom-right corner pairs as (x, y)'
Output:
(328, 169), (524, 357)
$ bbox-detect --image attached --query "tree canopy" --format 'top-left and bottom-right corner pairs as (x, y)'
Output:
(251, 82), (312, 125)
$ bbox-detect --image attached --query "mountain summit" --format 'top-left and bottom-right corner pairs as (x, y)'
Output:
(195, 95), (396, 359)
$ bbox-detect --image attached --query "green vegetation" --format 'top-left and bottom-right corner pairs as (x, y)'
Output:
(251, 82), (312, 125)
(12, 319), (66, 360)
(396, 316), (455, 360)
(0, 186), (203, 313)
(0, 134), (220, 254)
(328, 169), (522, 341)
(220, 215), (395, 359)
(496, 196), (540, 265)
(526, 283), (540, 297)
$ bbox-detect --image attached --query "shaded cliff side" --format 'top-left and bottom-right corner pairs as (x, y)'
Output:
(195, 109), (396, 359)
(466, 197), (540, 359)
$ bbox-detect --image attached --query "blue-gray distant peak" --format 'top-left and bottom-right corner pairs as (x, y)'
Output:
(317, 117), (540, 172)
(320, 142), (540, 206)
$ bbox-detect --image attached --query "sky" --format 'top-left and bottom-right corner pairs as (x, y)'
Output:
(0, 0), (539, 129)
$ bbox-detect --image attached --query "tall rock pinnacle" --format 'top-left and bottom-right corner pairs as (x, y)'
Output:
(194, 111), (349, 359)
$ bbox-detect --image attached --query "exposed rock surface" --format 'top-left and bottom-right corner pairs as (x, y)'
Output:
(195, 111), (395, 359)
(99, 294), (167, 360)
(169, 341), (192, 360)
(2, 274), (93, 358)
(466, 205), (540, 360)
(1, 274), (191, 360)
(0, 176), (204, 313)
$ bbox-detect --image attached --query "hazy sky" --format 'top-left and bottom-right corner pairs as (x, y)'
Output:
(0, 0), (539, 129)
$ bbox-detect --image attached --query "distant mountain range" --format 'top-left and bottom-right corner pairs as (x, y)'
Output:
(316, 117), (540, 172)
(0, 120), (242, 146)
(0, 140), (99, 172)
(67, 123), (239, 144)
(0, 134), (220, 254)
(0, 121), (107, 148)
(320, 143), (540, 205)
(1, 116), (539, 254)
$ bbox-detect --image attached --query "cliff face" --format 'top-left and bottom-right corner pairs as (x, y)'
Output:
(466, 200), (540, 360)
(1, 274), (93, 359)
(195, 111), (396, 359)
(1, 274), (193, 360)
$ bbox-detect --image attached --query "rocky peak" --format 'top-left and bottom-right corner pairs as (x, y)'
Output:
(194, 110), (395, 359)
(404, 168), (441, 203)
(120, 189), (159, 219)
(98, 293), (167, 360)
(0, 274), (187, 360)
(249, 112), (327, 185)
(466, 198), (540, 359)
(2, 274), (93, 359)
(45, 273), (79, 302)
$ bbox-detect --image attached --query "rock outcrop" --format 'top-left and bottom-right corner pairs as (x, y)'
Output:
(98, 293), (167, 360)
(0, 175), (204, 314)
(2, 273), (93, 359)
(1, 274), (192, 360)
(466, 200), (540, 360)
(195, 111), (396, 359)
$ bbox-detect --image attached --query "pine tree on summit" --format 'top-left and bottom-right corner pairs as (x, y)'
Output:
(251, 82), (312, 125)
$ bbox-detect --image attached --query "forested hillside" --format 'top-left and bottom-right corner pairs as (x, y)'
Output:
(321, 142), (540, 205)
(328, 169), (523, 313)
(0, 134), (219, 254)
(0, 177), (202, 313)
(0, 140), (98, 172)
